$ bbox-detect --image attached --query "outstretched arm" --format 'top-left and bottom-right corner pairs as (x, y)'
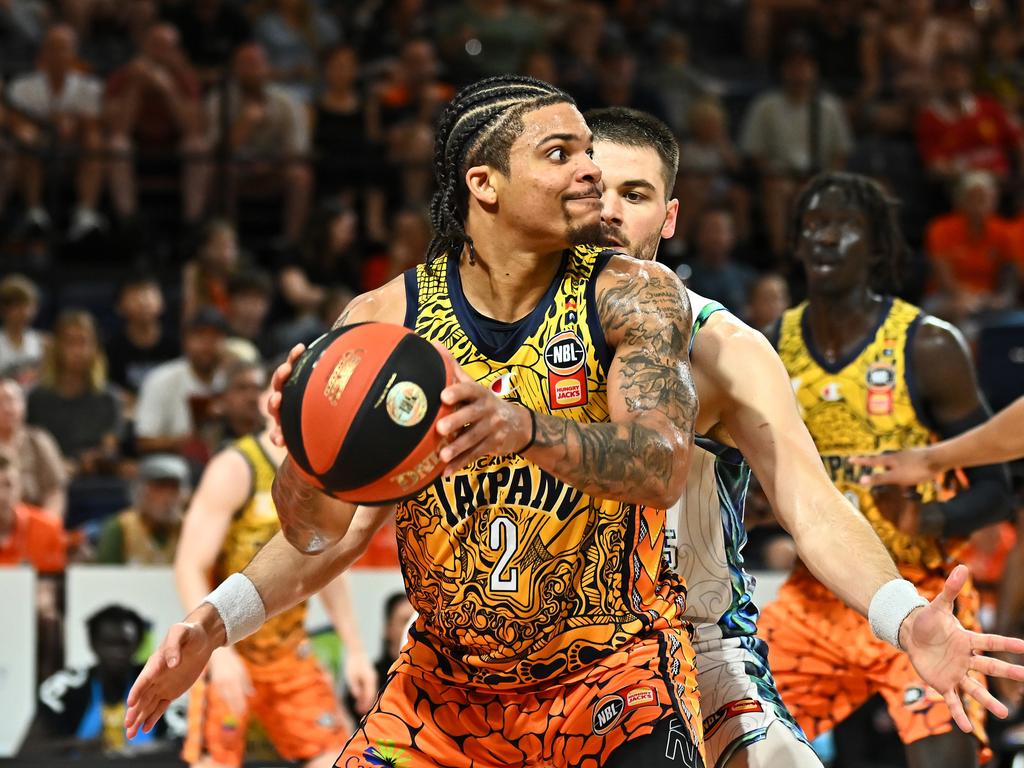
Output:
(853, 395), (1024, 486)
(436, 258), (697, 508)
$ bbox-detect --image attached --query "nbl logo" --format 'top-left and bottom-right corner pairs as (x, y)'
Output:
(544, 332), (585, 375)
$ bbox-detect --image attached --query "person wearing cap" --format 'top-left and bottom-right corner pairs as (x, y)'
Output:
(739, 32), (854, 260)
(95, 454), (190, 565)
(134, 307), (228, 456)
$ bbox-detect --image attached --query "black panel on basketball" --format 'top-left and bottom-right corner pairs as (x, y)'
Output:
(279, 324), (361, 477)
(324, 332), (447, 492)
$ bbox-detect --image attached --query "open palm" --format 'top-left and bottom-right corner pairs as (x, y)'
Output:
(901, 565), (1024, 732)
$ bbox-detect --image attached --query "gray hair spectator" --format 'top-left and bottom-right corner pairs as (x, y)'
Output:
(95, 454), (189, 565)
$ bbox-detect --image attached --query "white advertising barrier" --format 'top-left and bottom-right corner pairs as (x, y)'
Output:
(0, 567), (37, 757)
(64, 566), (407, 671)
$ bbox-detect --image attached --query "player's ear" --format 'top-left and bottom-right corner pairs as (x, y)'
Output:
(465, 165), (499, 207)
(661, 198), (680, 240)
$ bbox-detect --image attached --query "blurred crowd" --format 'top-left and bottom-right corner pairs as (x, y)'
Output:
(1, 0), (1023, 764)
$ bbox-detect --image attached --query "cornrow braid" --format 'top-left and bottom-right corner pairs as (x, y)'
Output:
(790, 171), (909, 292)
(426, 75), (575, 268)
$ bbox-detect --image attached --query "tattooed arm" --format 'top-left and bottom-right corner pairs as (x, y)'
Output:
(437, 257), (697, 508)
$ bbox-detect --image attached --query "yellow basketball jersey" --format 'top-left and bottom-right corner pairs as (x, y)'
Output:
(215, 435), (307, 664)
(398, 246), (686, 689)
(776, 297), (954, 569)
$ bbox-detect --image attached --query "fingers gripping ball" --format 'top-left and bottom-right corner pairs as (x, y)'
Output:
(279, 323), (457, 503)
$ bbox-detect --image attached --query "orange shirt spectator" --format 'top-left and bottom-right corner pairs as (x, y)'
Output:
(925, 211), (1016, 295)
(0, 502), (67, 573)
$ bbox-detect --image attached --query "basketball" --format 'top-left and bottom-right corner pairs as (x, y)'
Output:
(279, 322), (457, 504)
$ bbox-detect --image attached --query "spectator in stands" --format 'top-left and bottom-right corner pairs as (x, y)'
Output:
(642, 31), (714, 137)
(0, 379), (67, 518)
(0, 0), (45, 78)
(883, 0), (971, 101)
(6, 24), (106, 240)
(0, 449), (66, 571)
(346, 591), (413, 719)
(27, 310), (123, 477)
(37, 605), (171, 754)
(206, 42), (312, 246)
(370, 38), (452, 134)
(740, 34), (853, 259)
(271, 285), (353, 359)
(0, 273), (47, 384)
(181, 218), (241, 325)
(679, 207), (756, 315)
(134, 307), (226, 455)
(225, 269), (273, 354)
(254, 0), (341, 104)
(925, 170), (1018, 327)
(434, 0), (544, 80)
(745, 272), (791, 332)
(380, 207), (432, 285)
(165, 0), (253, 86)
(201, 359), (266, 450)
(357, 0), (432, 60)
(977, 19), (1024, 115)
(678, 96), (748, 244)
(280, 199), (360, 313)
(915, 52), (1024, 184)
(312, 46), (375, 209)
(62, 0), (160, 77)
(105, 275), (179, 401)
(586, 45), (667, 125)
(95, 454), (188, 565)
(105, 22), (208, 228)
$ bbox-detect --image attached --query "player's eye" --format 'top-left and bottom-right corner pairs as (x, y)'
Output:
(585, 147), (594, 159)
(624, 191), (647, 203)
(547, 147), (567, 162)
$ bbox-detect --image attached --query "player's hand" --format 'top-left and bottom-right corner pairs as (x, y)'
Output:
(344, 648), (378, 715)
(268, 343), (306, 447)
(899, 564), (1024, 732)
(991, 652), (1024, 710)
(851, 448), (936, 488)
(208, 646), (253, 716)
(125, 613), (221, 738)
(436, 366), (533, 474)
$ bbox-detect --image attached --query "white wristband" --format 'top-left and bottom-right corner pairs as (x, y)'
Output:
(202, 573), (267, 646)
(868, 578), (928, 649)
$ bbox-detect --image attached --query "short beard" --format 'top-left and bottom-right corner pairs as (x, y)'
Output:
(566, 218), (605, 247)
(597, 223), (663, 262)
(629, 230), (664, 262)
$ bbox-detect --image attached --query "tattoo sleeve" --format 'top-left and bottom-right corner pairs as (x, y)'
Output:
(526, 262), (697, 508)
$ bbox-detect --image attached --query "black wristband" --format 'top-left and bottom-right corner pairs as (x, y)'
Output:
(518, 408), (537, 454)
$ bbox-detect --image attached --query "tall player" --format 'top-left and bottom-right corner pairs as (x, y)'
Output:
(759, 172), (1015, 768)
(584, 106), (1023, 767)
(131, 76), (710, 767)
(175, 373), (376, 768)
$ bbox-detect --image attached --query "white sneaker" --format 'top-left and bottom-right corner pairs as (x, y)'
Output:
(25, 207), (51, 232)
(68, 208), (106, 240)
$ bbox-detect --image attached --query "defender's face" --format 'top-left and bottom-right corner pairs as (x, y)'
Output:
(796, 185), (873, 295)
(593, 140), (676, 261)
(497, 103), (603, 249)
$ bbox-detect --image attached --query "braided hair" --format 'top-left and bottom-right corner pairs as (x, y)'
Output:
(789, 172), (909, 292)
(426, 75), (575, 267)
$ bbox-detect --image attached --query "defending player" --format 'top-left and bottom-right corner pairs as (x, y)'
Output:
(585, 106), (1022, 767)
(131, 76), (708, 767)
(758, 172), (1015, 768)
(175, 370), (376, 768)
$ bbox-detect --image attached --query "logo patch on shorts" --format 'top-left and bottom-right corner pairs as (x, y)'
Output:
(592, 693), (625, 735)
(364, 741), (411, 767)
(626, 686), (658, 708)
(702, 698), (764, 739)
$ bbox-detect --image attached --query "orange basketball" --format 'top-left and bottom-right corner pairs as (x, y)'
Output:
(279, 322), (457, 504)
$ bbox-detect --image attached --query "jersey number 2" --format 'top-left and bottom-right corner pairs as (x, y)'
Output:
(488, 517), (519, 592)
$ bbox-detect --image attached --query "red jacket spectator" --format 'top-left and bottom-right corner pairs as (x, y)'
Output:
(0, 503), (66, 573)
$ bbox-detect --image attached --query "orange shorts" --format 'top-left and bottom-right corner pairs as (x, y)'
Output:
(757, 567), (989, 760)
(183, 641), (348, 767)
(335, 628), (705, 768)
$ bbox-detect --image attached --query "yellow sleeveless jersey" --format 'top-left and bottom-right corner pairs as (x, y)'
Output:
(214, 435), (307, 664)
(776, 297), (957, 570)
(397, 245), (687, 689)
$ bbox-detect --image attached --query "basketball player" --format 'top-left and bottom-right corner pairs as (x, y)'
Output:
(758, 172), (1016, 768)
(125, 78), (1024, 768)
(584, 106), (1023, 767)
(131, 75), (710, 767)
(175, 373), (376, 768)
